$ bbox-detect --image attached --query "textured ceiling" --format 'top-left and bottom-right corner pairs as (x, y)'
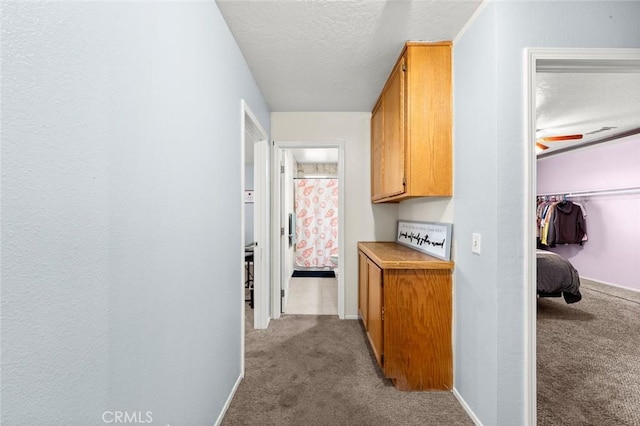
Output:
(224, 1), (640, 160)
(536, 71), (640, 155)
(217, 0), (482, 112)
(289, 148), (338, 164)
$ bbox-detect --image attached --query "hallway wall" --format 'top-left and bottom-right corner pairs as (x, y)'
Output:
(1, 2), (269, 424)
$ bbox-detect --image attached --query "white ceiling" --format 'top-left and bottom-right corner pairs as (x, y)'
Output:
(227, 1), (640, 162)
(289, 148), (338, 164)
(217, 0), (482, 112)
(536, 70), (640, 156)
(244, 145), (338, 166)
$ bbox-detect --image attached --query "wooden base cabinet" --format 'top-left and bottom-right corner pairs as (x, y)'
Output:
(358, 242), (453, 391)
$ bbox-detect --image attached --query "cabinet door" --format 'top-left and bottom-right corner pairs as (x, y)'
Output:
(381, 56), (405, 198)
(370, 101), (384, 201)
(405, 44), (452, 197)
(367, 259), (384, 367)
(358, 251), (369, 327)
(384, 269), (453, 390)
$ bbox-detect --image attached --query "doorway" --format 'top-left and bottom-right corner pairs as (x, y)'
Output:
(241, 100), (269, 342)
(525, 48), (640, 424)
(271, 141), (346, 320)
(286, 150), (339, 315)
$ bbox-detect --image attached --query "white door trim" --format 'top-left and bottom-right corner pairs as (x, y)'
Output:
(271, 140), (346, 319)
(240, 101), (269, 379)
(278, 149), (291, 313)
(253, 138), (270, 330)
(524, 47), (640, 426)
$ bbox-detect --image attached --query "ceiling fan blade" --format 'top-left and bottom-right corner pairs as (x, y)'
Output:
(536, 142), (549, 152)
(541, 134), (583, 142)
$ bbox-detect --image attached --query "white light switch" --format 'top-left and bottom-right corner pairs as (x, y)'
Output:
(472, 233), (481, 254)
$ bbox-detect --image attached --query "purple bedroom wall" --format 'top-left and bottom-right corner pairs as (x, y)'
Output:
(537, 135), (640, 291)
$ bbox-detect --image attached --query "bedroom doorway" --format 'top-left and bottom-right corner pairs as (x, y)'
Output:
(241, 100), (269, 337)
(525, 48), (640, 425)
(271, 141), (345, 320)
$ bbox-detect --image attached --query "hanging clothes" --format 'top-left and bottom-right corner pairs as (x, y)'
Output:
(553, 201), (587, 245)
(536, 197), (587, 247)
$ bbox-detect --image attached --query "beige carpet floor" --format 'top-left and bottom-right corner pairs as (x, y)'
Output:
(223, 310), (471, 425)
(230, 277), (640, 425)
(537, 278), (640, 425)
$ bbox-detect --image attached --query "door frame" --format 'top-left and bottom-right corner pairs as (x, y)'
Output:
(524, 47), (640, 425)
(278, 148), (291, 313)
(271, 140), (346, 319)
(252, 137), (270, 330)
(240, 100), (269, 363)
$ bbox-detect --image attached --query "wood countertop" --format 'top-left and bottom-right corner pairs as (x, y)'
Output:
(358, 242), (454, 270)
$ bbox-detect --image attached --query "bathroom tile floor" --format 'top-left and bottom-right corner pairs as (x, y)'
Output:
(284, 277), (338, 315)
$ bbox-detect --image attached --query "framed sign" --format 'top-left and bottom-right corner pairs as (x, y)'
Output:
(396, 220), (452, 260)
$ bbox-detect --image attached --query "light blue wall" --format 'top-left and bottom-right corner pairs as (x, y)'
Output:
(1, 2), (269, 424)
(453, 3), (499, 424)
(454, 1), (640, 424)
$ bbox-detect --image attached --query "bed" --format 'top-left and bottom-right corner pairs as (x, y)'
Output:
(536, 249), (582, 303)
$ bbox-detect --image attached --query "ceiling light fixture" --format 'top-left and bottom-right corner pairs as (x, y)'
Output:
(585, 126), (617, 136)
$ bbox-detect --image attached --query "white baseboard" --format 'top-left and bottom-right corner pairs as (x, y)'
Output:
(581, 275), (640, 294)
(453, 388), (483, 426)
(344, 314), (359, 320)
(214, 374), (242, 426)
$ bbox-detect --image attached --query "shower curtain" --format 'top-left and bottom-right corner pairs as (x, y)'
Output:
(294, 178), (339, 268)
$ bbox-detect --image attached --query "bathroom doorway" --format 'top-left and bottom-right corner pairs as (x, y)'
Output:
(272, 141), (345, 319)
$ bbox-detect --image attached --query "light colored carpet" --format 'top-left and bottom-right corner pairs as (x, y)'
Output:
(537, 278), (640, 425)
(223, 313), (472, 425)
(284, 277), (338, 315)
(235, 277), (640, 425)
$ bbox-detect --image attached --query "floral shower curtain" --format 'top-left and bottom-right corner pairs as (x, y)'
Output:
(294, 178), (339, 268)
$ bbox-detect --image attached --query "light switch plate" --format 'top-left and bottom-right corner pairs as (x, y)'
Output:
(472, 233), (481, 254)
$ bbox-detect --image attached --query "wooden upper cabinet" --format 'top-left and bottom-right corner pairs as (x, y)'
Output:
(381, 57), (405, 199)
(371, 42), (452, 203)
(371, 101), (384, 200)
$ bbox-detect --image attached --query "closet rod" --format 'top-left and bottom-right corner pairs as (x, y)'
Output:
(537, 186), (640, 198)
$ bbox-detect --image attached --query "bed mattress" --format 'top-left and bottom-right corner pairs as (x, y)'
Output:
(536, 249), (582, 303)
